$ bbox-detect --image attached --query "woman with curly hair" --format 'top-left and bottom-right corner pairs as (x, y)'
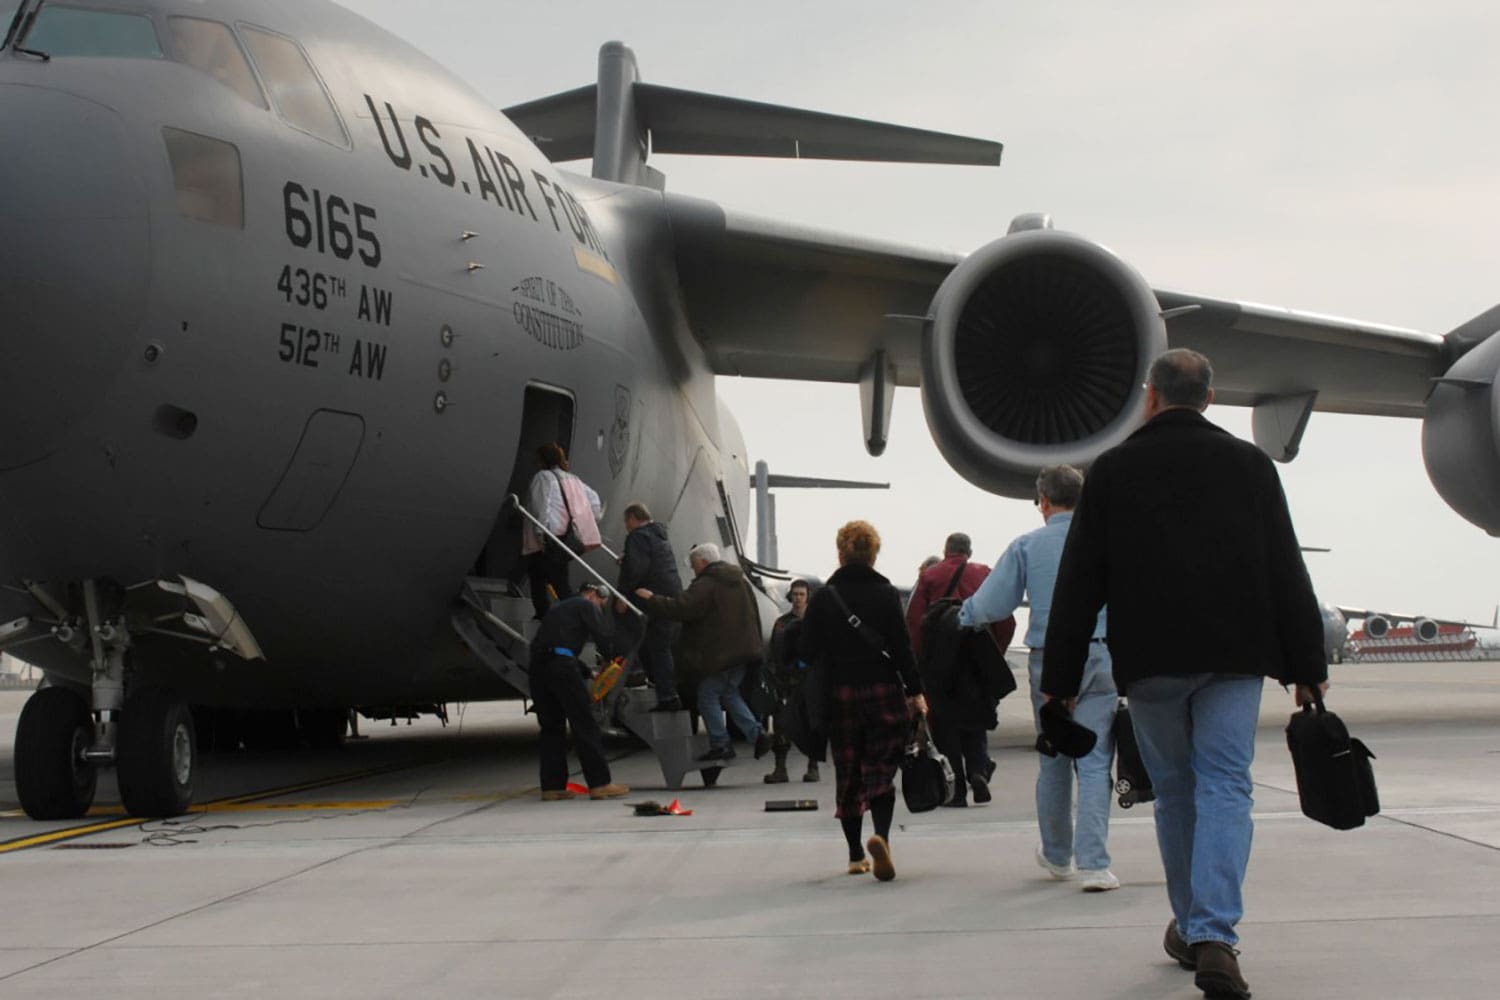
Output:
(799, 520), (927, 881)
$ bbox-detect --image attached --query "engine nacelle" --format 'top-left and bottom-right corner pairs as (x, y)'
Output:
(1423, 332), (1500, 535)
(1413, 617), (1439, 642)
(920, 230), (1168, 497)
(1364, 614), (1391, 640)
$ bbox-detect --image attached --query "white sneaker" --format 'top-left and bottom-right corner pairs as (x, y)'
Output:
(1079, 868), (1121, 892)
(1035, 844), (1077, 880)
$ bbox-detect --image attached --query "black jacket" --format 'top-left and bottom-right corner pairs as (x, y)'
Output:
(530, 596), (614, 664)
(619, 521), (683, 597)
(800, 564), (922, 697)
(1041, 408), (1327, 697)
(644, 561), (762, 677)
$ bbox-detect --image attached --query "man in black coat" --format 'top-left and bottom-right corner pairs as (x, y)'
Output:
(1041, 349), (1328, 1000)
(529, 583), (629, 801)
(617, 503), (685, 711)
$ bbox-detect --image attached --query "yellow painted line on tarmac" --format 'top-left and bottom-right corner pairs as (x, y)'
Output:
(0, 817), (144, 854)
(0, 759), (420, 855)
(198, 799), (399, 813)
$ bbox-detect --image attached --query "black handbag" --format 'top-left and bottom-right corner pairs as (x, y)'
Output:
(1285, 688), (1379, 830)
(899, 716), (955, 813)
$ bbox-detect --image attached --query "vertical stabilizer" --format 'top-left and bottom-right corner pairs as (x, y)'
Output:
(593, 42), (646, 185)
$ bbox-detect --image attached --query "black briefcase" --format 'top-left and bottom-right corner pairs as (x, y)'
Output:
(1285, 689), (1379, 830)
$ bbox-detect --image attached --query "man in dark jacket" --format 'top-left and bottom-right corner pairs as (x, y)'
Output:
(636, 542), (769, 762)
(618, 503), (685, 711)
(763, 579), (819, 784)
(1041, 349), (1329, 1000)
(904, 532), (1005, 806)
(528, 583), (629, 801)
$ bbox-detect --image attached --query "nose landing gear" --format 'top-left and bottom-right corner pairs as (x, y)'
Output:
(11, 578), (206, 820)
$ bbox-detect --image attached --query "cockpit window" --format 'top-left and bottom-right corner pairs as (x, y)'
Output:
(167, 17), (265, 109)
(239, 26), (347, 147)
(21, 4), (162, 58)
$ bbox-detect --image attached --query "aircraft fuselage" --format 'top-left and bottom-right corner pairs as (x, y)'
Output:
(0, 0), (748, 708)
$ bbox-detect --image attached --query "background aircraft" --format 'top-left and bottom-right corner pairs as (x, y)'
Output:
(3, 1), (1496, 819)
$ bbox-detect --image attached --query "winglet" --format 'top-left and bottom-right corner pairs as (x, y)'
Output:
(503, 42), (1002, 185)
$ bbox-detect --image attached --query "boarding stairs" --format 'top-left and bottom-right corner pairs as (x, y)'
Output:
(450, 496), (730, 788)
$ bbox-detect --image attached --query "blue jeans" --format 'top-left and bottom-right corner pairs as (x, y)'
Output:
(698, 663), (762, 750)
(1127, 673), (1263, 947)
(1029, 646), (1117, 871)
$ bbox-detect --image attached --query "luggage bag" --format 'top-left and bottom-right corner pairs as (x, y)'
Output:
(1112, 700), (1154, 808)
(1285, 688), (1379, 830)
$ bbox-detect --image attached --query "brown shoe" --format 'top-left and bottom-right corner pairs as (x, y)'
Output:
(1193, 941), (1250, 1000)
(846, 858), (872, 875)
(588, 782), (629, 800)
(866, 835), (895, 882)
(1163, 920), (1195, 970)
(540, 789), (576, 801)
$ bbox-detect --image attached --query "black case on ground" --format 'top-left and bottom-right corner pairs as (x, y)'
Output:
(1285, 691), (1379, 830)
(1112, 701), (1154, 808)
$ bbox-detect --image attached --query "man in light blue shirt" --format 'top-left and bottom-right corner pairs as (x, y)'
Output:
(960, 465), (1119, 891)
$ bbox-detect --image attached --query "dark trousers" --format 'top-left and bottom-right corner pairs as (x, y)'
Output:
(526, 547), (572, 618)
(533, 655), (612, 790)
(929, 701), (991, 803)
(639, 618), (679, 703)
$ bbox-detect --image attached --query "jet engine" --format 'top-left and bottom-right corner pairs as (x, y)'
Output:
(1412, 617), (1440, 642)
(1422, 332), (1500, 536)
(1364, 614), (1391, 640)
(920, 229), (1168, 497)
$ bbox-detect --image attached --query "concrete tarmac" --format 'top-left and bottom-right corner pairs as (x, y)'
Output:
(1, 660), (1498, 998)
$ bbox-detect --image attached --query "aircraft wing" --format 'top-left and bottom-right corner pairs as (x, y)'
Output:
(1336, 607), (1497, 630)
(666, 193), (1451, 417)
(665, 194), (957, 385)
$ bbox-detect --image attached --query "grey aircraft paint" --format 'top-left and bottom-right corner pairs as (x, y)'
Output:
(2, 0), (1497, 817)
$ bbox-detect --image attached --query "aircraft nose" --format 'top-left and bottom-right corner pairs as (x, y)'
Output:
(0, 84), (150, 470)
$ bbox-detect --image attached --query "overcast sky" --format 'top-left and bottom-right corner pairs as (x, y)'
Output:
(341, 0), (1500, 630)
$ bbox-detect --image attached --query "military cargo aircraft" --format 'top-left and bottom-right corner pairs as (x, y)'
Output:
(3, 0), (1498, 820)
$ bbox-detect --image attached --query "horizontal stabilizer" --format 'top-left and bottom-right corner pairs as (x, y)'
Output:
(504, 82), (1001, 169)
(759, 474), (890, 490)
(502, 85), (597, 163)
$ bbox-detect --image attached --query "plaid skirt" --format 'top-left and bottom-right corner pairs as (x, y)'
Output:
(829, 681), (912, 819)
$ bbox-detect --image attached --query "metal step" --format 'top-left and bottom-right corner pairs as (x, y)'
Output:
(612, 685), (730, 789)
(450, 605), (534, 701)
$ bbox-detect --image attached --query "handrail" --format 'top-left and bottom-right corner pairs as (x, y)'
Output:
(508, 494), (645, 617)
(460, 589), (528, 645)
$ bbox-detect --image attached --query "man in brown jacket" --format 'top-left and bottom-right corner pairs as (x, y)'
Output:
(636, 543), (769, 762)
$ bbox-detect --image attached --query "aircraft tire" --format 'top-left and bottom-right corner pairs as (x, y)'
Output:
(117, 690), (196, 818)
(14, 686), (98, 820)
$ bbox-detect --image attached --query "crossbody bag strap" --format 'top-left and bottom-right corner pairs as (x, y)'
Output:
(940, 560), (968, 600)
(551, 469), (575, 532)
(826, 585), (891, 661)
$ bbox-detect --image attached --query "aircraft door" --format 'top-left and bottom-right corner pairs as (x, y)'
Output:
(473, 383), (574, 580)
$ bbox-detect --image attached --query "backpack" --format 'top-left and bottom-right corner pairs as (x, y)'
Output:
(918, 561), (969, 671)
(919, 563), (1017, 714)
